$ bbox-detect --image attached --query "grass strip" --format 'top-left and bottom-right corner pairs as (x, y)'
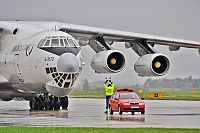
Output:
(0, 127), (199, 133)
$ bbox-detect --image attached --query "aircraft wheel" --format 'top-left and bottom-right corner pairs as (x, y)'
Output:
(38, 102), (44, 110)
(54, 101), (60, 110)
(53, 97), (60, 110)
(131, 112), (135, 115)
(48, 102), (54, 110)
(29, 100), (33, 110)
(34, 102), (39, 110)
(60, 96), (68, 110)
(38, 98), (44, 110)
(44, 101), (48, 110)
(29, 98), (36, 110)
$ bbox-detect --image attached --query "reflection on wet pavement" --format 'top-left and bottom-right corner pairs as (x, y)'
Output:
(106, 115), (145, 123)
(0, 99), (199, 128)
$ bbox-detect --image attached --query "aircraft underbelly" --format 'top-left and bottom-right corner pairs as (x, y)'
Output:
(0, 82), (46, 101)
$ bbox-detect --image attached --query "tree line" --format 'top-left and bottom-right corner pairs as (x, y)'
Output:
(76, 76), (200, 91)
(144, 76), (200, 90)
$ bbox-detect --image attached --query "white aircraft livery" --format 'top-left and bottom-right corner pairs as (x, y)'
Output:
(0, 21), (199, 110)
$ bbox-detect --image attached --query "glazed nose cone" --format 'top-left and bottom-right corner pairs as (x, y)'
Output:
(57, 53), (79, 72)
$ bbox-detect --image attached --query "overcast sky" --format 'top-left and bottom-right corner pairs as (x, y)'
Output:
(0, 0), (199, 85)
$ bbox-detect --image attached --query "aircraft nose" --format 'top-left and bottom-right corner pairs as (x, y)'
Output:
(57, 53), (79, 73)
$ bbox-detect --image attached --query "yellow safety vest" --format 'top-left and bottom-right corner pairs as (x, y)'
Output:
(104, 83), (115, 96)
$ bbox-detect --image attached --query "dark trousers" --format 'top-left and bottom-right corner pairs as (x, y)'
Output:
(105, 95), (111, 109)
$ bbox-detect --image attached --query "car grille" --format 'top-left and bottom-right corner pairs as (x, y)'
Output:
(124, 108), (144, 111)
(130, 102), (139, 105)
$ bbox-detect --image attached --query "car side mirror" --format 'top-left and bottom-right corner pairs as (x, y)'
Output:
(141, 98), (144, 100)
(115, 98), (118, 100)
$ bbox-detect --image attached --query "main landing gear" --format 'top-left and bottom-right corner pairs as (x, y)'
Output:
(29, 94), (68, 111)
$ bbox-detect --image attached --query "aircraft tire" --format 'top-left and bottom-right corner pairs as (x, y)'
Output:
(60, 96), (68, 109)
(44, 101), (48, 110)
(29, 101), (33, 110)
(48, 101), (54, 110)
(54, 101), (60, 110)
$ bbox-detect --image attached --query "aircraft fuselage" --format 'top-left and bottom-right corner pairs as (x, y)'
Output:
(0, 21), (83, 100)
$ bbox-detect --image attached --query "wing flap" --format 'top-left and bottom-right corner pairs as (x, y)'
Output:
(60, 23), (200, 49)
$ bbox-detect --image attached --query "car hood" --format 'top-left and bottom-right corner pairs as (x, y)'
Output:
(119, 99), (144, 103)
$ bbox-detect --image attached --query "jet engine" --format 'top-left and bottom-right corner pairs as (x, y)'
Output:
(91, 50), (125, 73)
(134, 54), (170, 76)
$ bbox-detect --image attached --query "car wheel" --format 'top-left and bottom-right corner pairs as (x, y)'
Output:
(131, 112), (135, 115)
(141, 111), (145, 114)
(118, 106), (122, 115)
(109, 105), (113, 115)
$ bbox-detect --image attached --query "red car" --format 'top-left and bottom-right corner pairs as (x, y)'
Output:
(109, 88), (145, 115)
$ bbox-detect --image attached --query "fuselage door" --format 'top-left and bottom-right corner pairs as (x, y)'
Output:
(14, 54), (24, 82)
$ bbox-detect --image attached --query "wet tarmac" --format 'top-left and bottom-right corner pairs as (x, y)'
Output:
(0, 98), (199, 128)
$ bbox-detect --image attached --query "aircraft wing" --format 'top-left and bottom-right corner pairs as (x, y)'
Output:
(59, 23), (200, 49)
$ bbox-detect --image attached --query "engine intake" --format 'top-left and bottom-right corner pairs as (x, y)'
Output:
(91, 50), (125, 73)
(134, 54), (170, 76)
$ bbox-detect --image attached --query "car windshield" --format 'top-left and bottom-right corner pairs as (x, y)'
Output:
(120, 93), (140, 99)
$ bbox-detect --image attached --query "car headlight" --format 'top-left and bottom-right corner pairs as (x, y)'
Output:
(139, 102), (145, 105)
(123, 102), (130, 105)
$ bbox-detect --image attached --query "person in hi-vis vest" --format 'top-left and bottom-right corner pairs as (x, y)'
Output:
(104, 77), (115, 113)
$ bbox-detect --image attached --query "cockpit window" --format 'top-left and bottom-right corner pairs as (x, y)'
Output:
(38, 39), (44, 47)
(68, 38), (76, 47)
(37, 36), (79, 48)
(60, 39), (65, 46)
(51, 39), (59, 47)
(63, 39), (69, 46)
(44, 40), (50, 46)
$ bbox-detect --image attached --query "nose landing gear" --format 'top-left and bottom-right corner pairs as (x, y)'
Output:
(29, 94), (68, 111)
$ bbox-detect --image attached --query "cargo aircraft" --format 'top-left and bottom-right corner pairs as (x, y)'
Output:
(0, 21), (199, 110)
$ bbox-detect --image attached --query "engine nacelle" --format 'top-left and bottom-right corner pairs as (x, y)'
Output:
(91, 50), (125, 73)
(134, 54), (170, 76)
